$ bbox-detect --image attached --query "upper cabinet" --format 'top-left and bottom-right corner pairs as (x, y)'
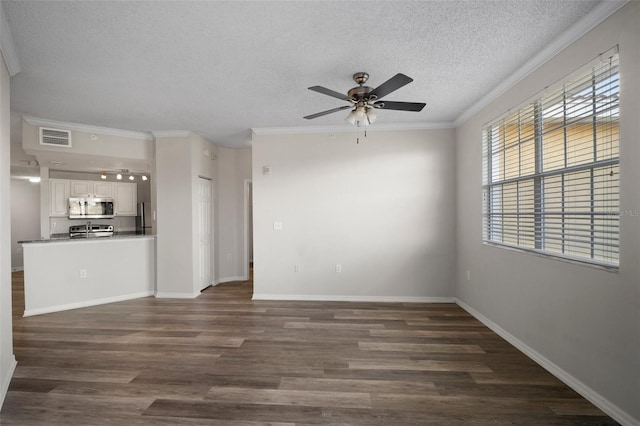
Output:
(94, 182), (114, 198)
(49, 179), (137, 217)
(114, 182), (137, 216)
(70, 180), (114, 198)
(49, 179), (70, 216)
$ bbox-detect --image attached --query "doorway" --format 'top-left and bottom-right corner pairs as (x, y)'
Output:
(243, 179), (253, 281)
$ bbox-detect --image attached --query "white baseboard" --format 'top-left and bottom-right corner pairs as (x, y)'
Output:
(23, 291), (154, 317)
(10, 266), (23, 272)
(0, 356), (17, 409)
(154, 292), (199, 299)
(456, 298), (638, 426)
(252, 294), (456, 303)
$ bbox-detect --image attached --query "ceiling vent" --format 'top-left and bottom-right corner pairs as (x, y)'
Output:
(39, 127), (72, 147)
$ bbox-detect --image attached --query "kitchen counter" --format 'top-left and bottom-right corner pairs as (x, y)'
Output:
(21, 236), (156, 316)
(20, 232), (155, 244)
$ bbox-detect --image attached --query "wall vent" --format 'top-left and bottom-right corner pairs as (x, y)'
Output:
(39, 127), (72, 147)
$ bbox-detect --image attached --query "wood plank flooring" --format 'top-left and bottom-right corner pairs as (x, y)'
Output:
(1, 271), (618, 425)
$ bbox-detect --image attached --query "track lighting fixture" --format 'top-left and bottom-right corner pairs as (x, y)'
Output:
(101, 169), (148, 181)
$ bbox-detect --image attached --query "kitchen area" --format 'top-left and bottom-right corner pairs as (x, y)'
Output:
(11, 114), (253, 318)
(12, 117), (157, 317)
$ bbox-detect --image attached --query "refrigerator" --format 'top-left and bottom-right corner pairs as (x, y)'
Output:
(135, 202), (153, 235)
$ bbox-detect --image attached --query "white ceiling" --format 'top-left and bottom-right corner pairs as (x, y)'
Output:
(3, 0), (605, 149)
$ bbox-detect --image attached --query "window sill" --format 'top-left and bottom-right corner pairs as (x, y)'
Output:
(482, 241), (620, 273)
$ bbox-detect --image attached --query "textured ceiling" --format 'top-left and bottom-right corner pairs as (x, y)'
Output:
(4, 0), (601, 148)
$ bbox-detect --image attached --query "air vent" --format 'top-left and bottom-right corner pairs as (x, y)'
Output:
(39, 127), (72, 147)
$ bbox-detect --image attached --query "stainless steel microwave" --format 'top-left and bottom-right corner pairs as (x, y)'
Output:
(68, 198), (114, 219)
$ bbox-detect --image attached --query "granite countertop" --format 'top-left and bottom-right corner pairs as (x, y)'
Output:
(20, 232), (156, 244)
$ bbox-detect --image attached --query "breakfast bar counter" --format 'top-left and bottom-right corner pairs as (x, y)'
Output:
(20, 236), (156, 316)
(20, 232), (154, 243)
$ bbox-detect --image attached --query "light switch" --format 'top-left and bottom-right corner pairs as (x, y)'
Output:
(273, 221), (283, 230)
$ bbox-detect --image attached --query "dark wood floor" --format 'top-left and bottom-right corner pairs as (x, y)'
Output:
(1, 271), (618, 425)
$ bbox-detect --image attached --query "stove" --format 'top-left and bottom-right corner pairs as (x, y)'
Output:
(69, 223), (114, 238)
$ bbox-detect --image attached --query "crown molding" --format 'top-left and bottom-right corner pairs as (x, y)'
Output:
(151, 130), (191, 139)
(0, 5), (21, 76)
(454, 0), (628, 127)
(22, 115), (153, 140)
(252, 121), (454, 136)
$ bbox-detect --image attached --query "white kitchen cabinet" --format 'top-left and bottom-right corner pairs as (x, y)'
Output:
(50, 178), (136, 217)
(114, 182), (137, 216)
(69, 180), (91, 197)
(49, 179), (70, 216)
(70, 180), (114, 198)
(93, 181), (114, 197)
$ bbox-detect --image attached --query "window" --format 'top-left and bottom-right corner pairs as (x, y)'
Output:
(482, 49), (619, 268)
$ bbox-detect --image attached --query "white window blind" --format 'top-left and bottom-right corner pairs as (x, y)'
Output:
(482, 50), (619, 268)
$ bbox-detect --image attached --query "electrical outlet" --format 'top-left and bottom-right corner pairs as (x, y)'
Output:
(226, 253), (233, 262)
(273, 221), (283, 230)
(335, 264), (342, 273)
(466, 270), (471, 281)
(294, 264), (301, 272)
(80, 269), (87, 278)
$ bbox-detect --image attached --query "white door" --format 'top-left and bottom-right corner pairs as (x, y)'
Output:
(198, 178), (212, 290)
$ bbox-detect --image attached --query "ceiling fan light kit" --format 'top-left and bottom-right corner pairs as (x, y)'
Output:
(304, 72), (426, 127)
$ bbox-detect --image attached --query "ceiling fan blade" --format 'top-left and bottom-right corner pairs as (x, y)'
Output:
(369, 74), (413, 100)
(308, 86), (351, 101)
(304, 105), (352, 120)
(375, 101), (426, 112)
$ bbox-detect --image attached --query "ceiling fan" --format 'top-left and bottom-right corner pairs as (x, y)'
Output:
(303, 72), (426, 126)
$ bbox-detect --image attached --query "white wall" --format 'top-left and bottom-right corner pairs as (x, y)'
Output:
(9, 123), (38, 179)
(50, 170), (110, 180)
(252, 128), (456, 301)
(216, 147), (238, 280)
(216, 147), (252, 282)
(155, 135), (197, 297)
(455, 3), (639, 424)
(0, 41), (16, 407)
(155, 132), (228, 297)
(10, 178), (40, 269)
(189, 133), (217, 293)
(22, 237), (155, 316)
(22, 119), (153, 169)
(236, 149), (252, 274)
